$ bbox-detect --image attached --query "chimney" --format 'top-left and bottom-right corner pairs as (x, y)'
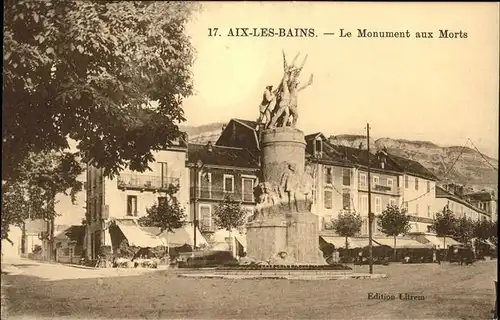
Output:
(206, 141), (213, 152)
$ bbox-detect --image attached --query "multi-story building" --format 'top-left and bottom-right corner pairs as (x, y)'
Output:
(304, 133), (358, 230)
(435, 185), (491, 222)
(381, 151), (439, 233)
(464, 189), (497, 222)
(186, 142), (260, 243)
(85, 137), (191, 259)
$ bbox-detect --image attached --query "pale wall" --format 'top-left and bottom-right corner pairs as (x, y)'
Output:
(105, 149), (189, 219)
(401, 175), (436, 219)
(433, 197), (483, 222)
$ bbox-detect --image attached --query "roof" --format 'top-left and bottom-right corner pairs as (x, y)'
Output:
(331, 145), (401, 173)
(233, 119), (258, 130)
(385, 153), (438, 181)
(435, 186), (489, 216)
(54, 225), (86, 245)
(187, 143), (260, 169)
(305, 134), (354, 167)
(465, 191), (495, 202)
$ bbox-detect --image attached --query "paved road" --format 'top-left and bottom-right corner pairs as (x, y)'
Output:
(2, 258), (497, 319)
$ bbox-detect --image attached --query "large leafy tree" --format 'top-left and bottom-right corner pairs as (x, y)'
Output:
(377, 204), (411, 260)
(3, 1), (198, 238)
(213, 194), (249, 254)
(138, 184), (186, 254)
(3, 0), (197, 178)
(453, 216), (475, 245)
(430, 206), (457, 247)
(331, 211), (362, 250)
(1, 151), (83, 241)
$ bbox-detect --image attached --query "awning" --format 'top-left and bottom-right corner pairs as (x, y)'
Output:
(350, 238), (379, 249)
(115, 222), (165, 248)
(211, 229), (246, 249)
(424, 235), (461, 249)
(373, 238), (433, 249)
(159, 226), (208, 247)
(321, 236), (350, 249)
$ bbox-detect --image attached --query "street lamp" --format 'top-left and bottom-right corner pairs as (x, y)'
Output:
(193, 159), (204, 250)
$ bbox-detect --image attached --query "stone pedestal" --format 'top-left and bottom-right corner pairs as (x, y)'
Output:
(246, 127), (325, 265)
(246, 213), (325, 265)
(261, 127), (306, 188)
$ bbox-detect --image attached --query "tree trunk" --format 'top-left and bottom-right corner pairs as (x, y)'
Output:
(166, 231), (170, 258)
(393, 235), (397, 261)
(229, 230), (234, 258)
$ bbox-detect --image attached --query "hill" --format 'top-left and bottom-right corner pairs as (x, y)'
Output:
(182, 123), (498, 191)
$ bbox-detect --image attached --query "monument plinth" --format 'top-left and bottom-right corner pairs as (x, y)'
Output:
(247, 126), (325, 265)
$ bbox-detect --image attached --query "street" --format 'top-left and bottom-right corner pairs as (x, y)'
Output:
(1, 258), (497, 319)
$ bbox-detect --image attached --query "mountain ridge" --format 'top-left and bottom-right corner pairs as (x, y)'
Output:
(181, 123), (498, 191)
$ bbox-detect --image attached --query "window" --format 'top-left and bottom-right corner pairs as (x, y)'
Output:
(415, 177), (419, 191)
(360, 173), (367, 188)
(404, 175), (409, 189)
(158, 197), (168, 207)
(342, 192), (350, 210)
(416, 204), (420, 216)
(360, 195), (368, 214)
(375, 197), (382, 214)
(158, 162), (168, 187)
(242, 177), (254, 202)
(223, 174), (234, 193)
(342, 168), (351, 186)
(324, 190), (333, 209)
(389, 198), (396, 207)
(373, 176), (380, 186)
(427, 181), (431, 192)
(314, 138), (323, 156)
(324, 167), (333, 184)
(427, 205), (431, 217)
(127, 195), (137, 216)
(199, 172), (212, 199)
(199, 205), (212, 232)
(387, 179), (393, 190)
(403, 201), (408, 212)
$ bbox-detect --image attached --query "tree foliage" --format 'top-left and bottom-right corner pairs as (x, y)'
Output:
(377, 205), (411, 259)
(2, 1), (198, 240)
(3, 0), (198, 179)
(1, 151), (83, 240)
(377, 205), (411, 237)
(213, 194), (249, 232)
(430, 206), (457, 237)
(453, 216), (475, 244)
(332, 211), (362, 249)
(473, 219), (497, 241)
(137, 184), (186, 234)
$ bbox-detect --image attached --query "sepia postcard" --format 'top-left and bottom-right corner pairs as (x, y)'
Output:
(1, 1), (499, 320)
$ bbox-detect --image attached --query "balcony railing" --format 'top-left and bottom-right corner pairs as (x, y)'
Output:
(358, 183), (401, 195)
(117, 174), (180, 191)
(191, 187), (255, 203)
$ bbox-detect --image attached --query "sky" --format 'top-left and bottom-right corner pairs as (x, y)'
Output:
(56, 2), (499, 226)
(182, 2), (499, 158)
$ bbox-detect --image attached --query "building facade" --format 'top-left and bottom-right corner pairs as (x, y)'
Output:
(435, 185), (491, 222)
(382, 152), (439, 233)
(304, 133), (358, 231)
(187, 142), (260, 242)
(85, 139), (189, 259)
